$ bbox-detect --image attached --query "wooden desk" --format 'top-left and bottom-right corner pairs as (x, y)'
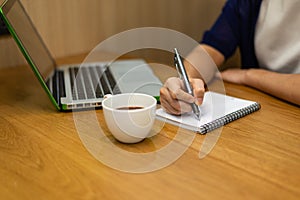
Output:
(0, 55), (299, 200)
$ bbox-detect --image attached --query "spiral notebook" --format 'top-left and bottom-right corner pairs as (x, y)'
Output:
(156, 91), (261, 134)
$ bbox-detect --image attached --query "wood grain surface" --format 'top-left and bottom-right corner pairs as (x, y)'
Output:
(0, 54), (299, 200)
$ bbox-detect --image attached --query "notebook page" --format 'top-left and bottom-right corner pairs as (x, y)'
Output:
(156, 91), (257, 132)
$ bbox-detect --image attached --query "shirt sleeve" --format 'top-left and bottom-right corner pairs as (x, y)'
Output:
(201, 0), (262, 68)
(201, 0), (240, 60)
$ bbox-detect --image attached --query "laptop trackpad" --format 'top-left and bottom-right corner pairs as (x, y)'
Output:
(109, 60), (162, 96)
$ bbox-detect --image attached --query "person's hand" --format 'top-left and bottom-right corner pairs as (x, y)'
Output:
(159, 77), (205, 115)
(218, 69), (248, 84)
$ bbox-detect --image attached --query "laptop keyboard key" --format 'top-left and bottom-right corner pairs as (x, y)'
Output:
(105, 67), (121, 95)
(69, 67), (78, 100)
(89, 67), (104, 98)
(68, 64), (121, 100)
(81, 67), (95, 99)
(58, 71), (66, 98)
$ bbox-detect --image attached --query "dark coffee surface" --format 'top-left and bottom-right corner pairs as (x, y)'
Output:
(116, 106), (144, 110)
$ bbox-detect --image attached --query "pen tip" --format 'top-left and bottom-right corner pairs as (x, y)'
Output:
(194, 114), (201, 121)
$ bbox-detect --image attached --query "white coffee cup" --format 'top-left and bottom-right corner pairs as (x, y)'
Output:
(102, 93), (157, 143)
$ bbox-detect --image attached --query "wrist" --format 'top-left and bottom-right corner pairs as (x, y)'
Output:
(244, 68), (266, 86)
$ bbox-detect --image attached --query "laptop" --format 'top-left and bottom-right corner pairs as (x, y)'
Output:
(0, 0), (162, 111)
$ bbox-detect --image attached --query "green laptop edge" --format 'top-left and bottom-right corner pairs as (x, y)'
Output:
(1, 0), (62, 110)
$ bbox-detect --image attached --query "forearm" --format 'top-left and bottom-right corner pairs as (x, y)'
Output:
(245, 69), (300, 105)
(185, 44), (225, 83)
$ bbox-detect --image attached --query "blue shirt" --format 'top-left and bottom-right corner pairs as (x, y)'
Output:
(201, 0), (262, 69)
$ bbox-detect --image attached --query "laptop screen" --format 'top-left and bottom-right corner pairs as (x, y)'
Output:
(1, 0), (55, 80)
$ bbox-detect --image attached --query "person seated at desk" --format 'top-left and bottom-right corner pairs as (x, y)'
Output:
(160, 0), (300, 115)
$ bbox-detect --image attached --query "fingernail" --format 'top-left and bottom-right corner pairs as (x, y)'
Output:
(215, 72), (222, 79)
(195, 98), (203, 105)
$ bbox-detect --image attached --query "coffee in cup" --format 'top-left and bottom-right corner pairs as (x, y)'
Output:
(102, 93), (157, 143)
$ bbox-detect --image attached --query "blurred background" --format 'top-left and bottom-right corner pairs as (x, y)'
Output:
(0, 0), (239, 68)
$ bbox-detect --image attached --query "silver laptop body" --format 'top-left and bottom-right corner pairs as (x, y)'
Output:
(0, 0), (162, 111)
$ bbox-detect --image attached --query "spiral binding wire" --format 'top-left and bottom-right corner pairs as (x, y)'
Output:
(199, 103), (261, 134)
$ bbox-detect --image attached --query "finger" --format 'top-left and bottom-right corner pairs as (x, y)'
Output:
(161, 98), (192, 115)
(160, 86), (181, 115)
(177, 101), (193, 113)
(164, 77), (195, 104)
(190, 79), (205, 105)
(169, 88), (195, 104)
(220, 69), (246, 84)
(160, 86), (192, 115)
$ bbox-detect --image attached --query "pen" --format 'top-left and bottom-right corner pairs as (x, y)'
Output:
(174, 48), (201, 120)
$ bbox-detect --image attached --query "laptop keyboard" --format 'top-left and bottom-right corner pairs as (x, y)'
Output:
(68, 65), (121, 100)
(46, 65), (121, 102)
